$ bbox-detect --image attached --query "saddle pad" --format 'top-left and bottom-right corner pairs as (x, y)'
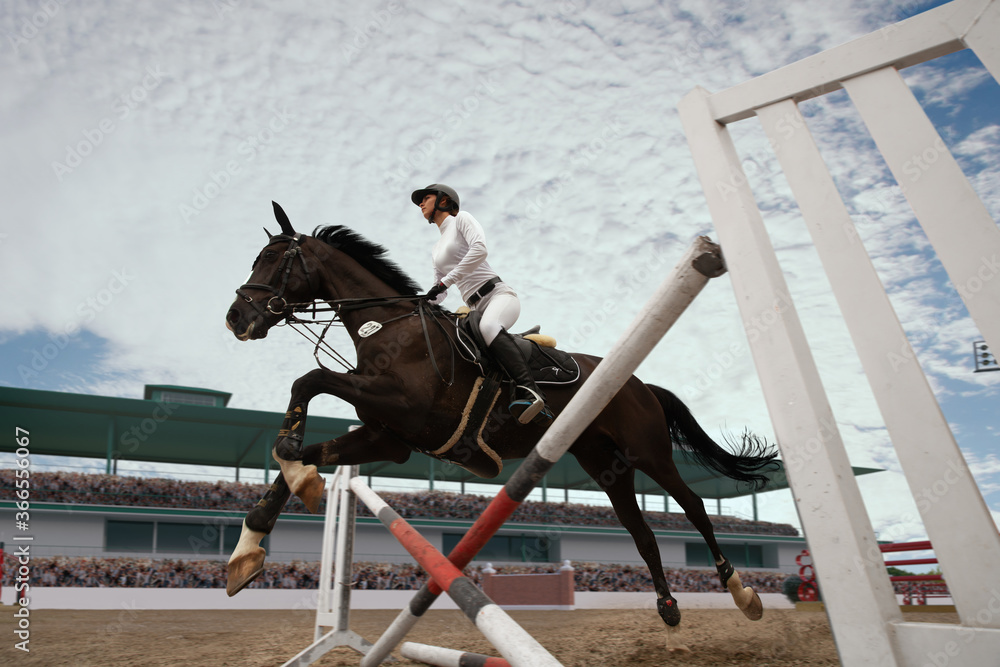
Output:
(521, 339), (581, 385)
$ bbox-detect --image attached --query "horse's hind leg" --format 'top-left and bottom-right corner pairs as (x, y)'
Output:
(645, 465), (763, 621)
(575, 446), (682, 627)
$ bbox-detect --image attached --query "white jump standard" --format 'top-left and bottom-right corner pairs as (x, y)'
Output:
(679, 0), (1000, 664)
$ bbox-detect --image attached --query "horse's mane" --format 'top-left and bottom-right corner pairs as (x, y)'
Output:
(311, 225), (422, 296)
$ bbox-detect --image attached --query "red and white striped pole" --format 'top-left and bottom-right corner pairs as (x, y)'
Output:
(402, 641), (511, 667)
(348, 476), (561, 667)
(361, 237), (725, 666)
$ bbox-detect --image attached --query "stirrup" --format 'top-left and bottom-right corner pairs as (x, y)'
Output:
(510, 386), (547, 425)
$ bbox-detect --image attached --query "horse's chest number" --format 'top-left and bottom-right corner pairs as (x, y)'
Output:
(358, 321), (383, 338)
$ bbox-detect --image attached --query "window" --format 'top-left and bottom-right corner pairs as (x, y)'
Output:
(105, 520), (267, 555)
(159, 391), (218, 407)
(443, 533), (555, 562)
(106, 520), (154, 552)
(157, 522), (221, 555)
(686, 542), (764, 568)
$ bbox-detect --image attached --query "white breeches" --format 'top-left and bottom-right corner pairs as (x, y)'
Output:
(474, 286), (520, 346)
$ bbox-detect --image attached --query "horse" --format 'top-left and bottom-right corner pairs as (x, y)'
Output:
(223, 202), (778, 627)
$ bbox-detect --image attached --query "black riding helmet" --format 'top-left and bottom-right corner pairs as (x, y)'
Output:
(411, 184), (460, 220)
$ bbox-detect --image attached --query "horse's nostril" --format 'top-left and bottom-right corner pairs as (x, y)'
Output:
(226, 309), (240, 325)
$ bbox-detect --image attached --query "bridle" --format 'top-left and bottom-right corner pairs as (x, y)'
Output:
(235, 233), (316, 319)
(234, 233), (457, 384)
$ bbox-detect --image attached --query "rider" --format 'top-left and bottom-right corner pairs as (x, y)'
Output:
(412, 183), (553, 425)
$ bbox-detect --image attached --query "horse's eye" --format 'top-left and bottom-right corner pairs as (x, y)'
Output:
(263, 250), (277, 260)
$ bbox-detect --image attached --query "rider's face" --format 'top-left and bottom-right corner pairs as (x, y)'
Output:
(419, 194), (436, 220)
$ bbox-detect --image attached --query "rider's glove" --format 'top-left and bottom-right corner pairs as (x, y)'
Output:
(427, 282), (447, 299)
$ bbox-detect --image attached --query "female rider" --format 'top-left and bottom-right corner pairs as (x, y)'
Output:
(412, 183), (552, 425)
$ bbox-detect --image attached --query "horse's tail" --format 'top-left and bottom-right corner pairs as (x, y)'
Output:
(646, 384), (778, 492)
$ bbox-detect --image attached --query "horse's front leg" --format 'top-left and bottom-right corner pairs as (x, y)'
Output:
(227, 424), (412, 596)
(271, 367), (418, 513)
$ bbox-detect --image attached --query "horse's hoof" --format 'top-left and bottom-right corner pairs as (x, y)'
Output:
(279, 458), (324, 514)
(739, 587), (764, 621)
(657, 595), (682, 627)
(226, 546), (266, 597)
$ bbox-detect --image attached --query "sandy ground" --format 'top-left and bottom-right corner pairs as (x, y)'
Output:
(0, 607), (959, 666)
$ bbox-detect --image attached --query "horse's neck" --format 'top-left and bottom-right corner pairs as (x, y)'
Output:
(321, 264), (410, 346)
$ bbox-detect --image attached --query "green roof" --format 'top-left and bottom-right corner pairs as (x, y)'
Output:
(143, 384), (233, 406)
(0, 385), (881, 498)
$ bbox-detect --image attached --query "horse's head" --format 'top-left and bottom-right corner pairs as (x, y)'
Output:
(225, 202), (320, 341)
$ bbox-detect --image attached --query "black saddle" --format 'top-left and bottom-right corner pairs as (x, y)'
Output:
(455, 311), (580, 385)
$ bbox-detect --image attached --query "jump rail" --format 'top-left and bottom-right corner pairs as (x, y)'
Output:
(359, 236), (725, 666)
(402, 642), (512, 667)
(280, 236), (727, 666)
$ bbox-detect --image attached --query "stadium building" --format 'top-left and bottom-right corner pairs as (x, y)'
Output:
(0, 384), (881, 572)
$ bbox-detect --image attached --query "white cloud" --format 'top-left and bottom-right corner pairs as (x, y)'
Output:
(1, 1), (997, 538)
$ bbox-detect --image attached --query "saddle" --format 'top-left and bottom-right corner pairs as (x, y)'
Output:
(423, 311), (581, 480)
(455, 310), (581, 386)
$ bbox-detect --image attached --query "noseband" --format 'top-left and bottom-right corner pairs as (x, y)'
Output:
(236, 234), (315, 318)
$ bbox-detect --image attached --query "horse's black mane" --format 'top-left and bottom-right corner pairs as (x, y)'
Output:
(311, 225), (422, 296)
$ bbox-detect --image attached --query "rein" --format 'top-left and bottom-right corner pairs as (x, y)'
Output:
(285, 294), (458, 386)
(237, 233), (459, 384)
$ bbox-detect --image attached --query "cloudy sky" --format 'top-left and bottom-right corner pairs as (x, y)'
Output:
(1, 0), (998, 544)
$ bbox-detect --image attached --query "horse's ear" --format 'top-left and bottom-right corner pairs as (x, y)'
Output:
(263, 227), (273, 239)
(272, 201), (295, 236)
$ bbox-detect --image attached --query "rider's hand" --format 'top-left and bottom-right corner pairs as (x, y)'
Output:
(427, 282), (446, 299)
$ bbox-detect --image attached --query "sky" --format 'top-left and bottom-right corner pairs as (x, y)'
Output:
(1, 0), (998, 551)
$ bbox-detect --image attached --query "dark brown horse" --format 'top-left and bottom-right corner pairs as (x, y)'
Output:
(223, 202), (777, 627)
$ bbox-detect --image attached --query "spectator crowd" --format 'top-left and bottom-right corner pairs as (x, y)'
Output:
(2, 556), (789, 594)
(0, 469), (798, 536)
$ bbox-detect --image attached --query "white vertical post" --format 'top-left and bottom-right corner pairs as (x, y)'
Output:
(331, 465), (359, 633)
(314, 471), (341, 636)
(963, 0), (1000, 81)
(842, 66), (1000, 357)
(757, 98), (1000, 629)
(679, 86), (902, 667)
(281, 466), (372, 667)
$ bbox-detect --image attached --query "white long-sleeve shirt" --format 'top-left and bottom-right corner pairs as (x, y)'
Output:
(431, 211), (499, 305)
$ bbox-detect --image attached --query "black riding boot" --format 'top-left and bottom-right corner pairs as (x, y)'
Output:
(488, 329), (553, 425)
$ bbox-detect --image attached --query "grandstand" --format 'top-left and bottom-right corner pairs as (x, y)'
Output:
(0, 383), (884, 591)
